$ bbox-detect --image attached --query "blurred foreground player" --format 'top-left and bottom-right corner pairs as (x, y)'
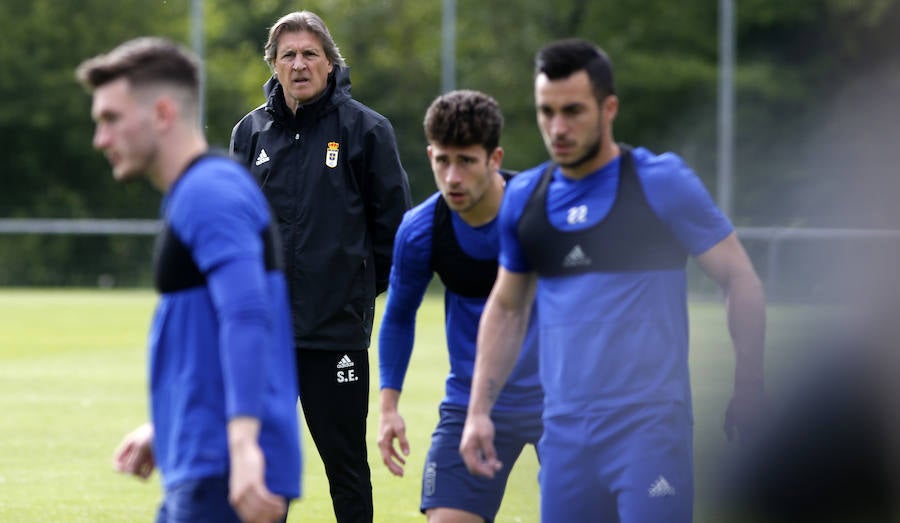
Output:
(722, 252), (900, 523)
(77, 37), (301, 523)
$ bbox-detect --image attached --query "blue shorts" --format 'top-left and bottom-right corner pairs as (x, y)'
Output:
(155, 475), (290, 523)
(539, 402), (693, 523)
(421, 404), (542, 522)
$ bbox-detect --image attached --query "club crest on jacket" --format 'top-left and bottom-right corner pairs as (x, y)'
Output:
(326, 141), (340, 168)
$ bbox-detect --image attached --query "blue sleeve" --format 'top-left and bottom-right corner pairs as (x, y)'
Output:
(207, 257), (271, 418)
(498, 167), (544, 273)
(170, 161), (269, 272)
(378, 205), (434, 391)
(635, 149), (734, 255)
(169, 159), (272, 419)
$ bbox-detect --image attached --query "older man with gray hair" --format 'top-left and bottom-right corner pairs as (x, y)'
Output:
(231, 10), (412, 523)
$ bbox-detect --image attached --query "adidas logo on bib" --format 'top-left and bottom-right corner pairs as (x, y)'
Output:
(562, 244), (591, 268)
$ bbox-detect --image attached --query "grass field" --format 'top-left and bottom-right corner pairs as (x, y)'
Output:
(0, 289), (837, 522)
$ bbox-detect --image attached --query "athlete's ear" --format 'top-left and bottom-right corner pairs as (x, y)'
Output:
(603, 95), (619, 122)
(489, 146), (504, 170)
(153, 95), (179, 131)
(426, 144), (434, 161)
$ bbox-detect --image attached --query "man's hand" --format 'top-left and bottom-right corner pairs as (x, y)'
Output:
(724, 383), (767, 443)
(228, 418), (287, 523)
(378, 409), (410, 477)
(459, 412), (502, 478)
(113, 422), (155, 480)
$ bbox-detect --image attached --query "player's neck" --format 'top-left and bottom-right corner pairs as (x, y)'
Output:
(458, 171), (505, 227)
(151, 127), (209, 193)
(560, 140), (620, 180)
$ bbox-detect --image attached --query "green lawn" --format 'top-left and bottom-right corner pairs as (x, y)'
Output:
(0, 289), (835, 522)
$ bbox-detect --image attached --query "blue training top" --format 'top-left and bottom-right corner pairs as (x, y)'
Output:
(379, 192), (542, 413)
(148, 154), (301, 497)
(498, 147), (733, 418)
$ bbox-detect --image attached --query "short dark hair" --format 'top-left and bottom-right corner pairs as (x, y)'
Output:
(264, 11), (346, 70)
(535, 38), (616, 102)
(423, 90), (503, 152)
(75, 37), (200, 102)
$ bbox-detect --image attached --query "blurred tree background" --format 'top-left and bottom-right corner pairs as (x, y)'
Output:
(0, 0), (898, 286)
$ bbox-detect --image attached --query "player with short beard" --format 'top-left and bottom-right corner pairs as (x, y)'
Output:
(461, 38), (766, 523)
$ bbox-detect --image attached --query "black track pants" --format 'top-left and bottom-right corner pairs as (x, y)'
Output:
(297, 348), (373, 523)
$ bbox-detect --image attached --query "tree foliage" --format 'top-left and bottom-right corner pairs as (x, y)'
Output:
(1, 0), (898, 285)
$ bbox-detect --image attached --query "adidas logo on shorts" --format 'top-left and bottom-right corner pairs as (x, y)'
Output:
(648, 475), (676, 497)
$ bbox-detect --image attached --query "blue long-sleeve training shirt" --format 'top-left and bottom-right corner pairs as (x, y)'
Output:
(378, 192), (542, 413)
(149, 154), (301, 497)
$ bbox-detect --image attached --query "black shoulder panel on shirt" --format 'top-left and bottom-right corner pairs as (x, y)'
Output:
(517, 144), (688, 277)
(153, 223), (282, 294)
(152, 151), (284, 294)
(430, 196), (499, 298)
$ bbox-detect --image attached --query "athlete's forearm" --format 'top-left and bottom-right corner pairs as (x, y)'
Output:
(208, 257), (271, 419)
(469, 297), (532, 416)
(697, 233), (766, 390)
(228, 416), (262, 450)
(378, 282), (424, 390)
(725, 271), (766, 389)
(380, 388), (401, 414)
